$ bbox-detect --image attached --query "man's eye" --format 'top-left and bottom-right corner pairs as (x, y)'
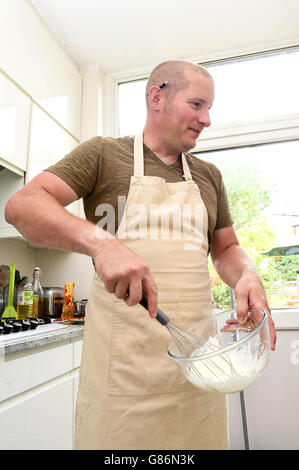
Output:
(192, 102), (202, 109)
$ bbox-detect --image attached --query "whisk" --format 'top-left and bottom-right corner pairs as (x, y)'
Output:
(139, 293), (236, 388)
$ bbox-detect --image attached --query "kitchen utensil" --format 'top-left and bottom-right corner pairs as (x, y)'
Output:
(139, 294), (238, 388)
(0, 291), (3, 315)
(43, 287), (64, 318)
(74, 300), (87, 317)
(2, 264), (17, 319)
(0, 265), (13, 315)
(0, 265), (9, 287)
(167, 308), (270, 394)
(2, 322), (13, 334)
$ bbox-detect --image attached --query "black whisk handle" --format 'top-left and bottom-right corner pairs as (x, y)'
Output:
(139, 292), (169, 326)
(156, 309), (169, 326)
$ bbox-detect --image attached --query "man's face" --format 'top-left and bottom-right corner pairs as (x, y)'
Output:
(160, 71), (215, 153)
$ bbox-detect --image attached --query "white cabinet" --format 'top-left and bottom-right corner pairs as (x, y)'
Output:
(33, 22), (82, 140)
(0, 169), (24, 237)
(0, 376), (74, 450)
(0, 71), (31, 174)
(227, 310), (299, 450)
(0, 342), (73, 402)
(26, 104), (79, 217)
(228, 392), (246, 450)
(0, 0), (82, 139)
(26, 104), (77, 179)
(243, 325), (299, 450)
(0, 338), (83, 450)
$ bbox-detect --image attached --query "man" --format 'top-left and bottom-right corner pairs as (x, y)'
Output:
(5, 60), (276, 449)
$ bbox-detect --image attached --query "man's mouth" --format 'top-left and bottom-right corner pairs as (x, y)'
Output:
(189, 128), (201, 137)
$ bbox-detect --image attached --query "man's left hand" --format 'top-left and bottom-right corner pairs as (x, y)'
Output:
(234, 271), (276, 351)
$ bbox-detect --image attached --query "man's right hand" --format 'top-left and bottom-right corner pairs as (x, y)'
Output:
(91, 236), (158, 318)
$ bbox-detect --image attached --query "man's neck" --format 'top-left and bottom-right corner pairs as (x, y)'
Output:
(143, 128), (180, 166)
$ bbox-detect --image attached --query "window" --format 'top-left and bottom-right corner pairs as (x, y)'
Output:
(117, 49), (299, 142)
(118, 79), (147, 137)
(205, 49), (299, 127)
(194, 140), (299, 310)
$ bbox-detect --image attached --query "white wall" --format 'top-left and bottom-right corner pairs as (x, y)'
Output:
(0, 239), (93, 300)
(35, 249), (93, 300)
(0, 239), (37, 283)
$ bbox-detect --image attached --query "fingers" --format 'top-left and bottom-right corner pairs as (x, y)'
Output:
(225, 319), (239, 325)
(124, 280), (142, 306)
(94, 239), (158, 317)
(124, 274), (158, 318)
(114, 277), (130, 300)
(267, 313), (277, 351)
(253, 307), (277, 351)
(236, 295), (249, 324)
(224, 308), (277, 351)
(142, 279), (158, 318)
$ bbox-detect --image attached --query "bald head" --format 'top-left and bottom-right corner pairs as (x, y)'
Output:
(146, 60), (212, 109)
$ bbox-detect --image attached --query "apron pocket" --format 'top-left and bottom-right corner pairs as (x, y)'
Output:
(108, 296), (212, 397)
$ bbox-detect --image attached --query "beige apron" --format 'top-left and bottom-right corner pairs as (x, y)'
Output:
(75, 134), (229, 450)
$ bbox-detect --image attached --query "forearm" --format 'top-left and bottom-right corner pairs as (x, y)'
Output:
(211, 243), (259, 288)
(5, 188), (112, 257)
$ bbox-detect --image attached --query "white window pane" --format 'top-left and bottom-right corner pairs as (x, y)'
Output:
(117, 50), (299, 137)
(205, 50), (299, 126)
(118, 79), (147, 137)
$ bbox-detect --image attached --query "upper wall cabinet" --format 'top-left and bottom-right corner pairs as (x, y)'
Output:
(0, 0), (82, 139)
(33, 19), (82, 139)
(0, 169), (24, 238)
(26, 104), (79, 216)
(0, 72), (31, 174)
(27, 104), (78, 181)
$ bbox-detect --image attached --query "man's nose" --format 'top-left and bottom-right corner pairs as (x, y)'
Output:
(199, 110), (211, 128)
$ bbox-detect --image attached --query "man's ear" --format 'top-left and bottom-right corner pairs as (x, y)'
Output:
(147, 86), (163, 111)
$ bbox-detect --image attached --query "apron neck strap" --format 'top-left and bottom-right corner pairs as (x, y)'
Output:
(134, 133), (193, 181)
(134, 133), (144, 177)
(181, 153), (193, 181)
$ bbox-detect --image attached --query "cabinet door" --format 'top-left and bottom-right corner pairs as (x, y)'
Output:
(0, 376), (74, 450)
(26, 104), (80, 216)
(0, 0), (81, 140)
(244, 328), (299, 450)
(0, 71), (31, 173)
(34, 19), (82, 139)
(228, 393), (246, 450)
(0, 168), (24, 236)
(73, 370), (80, 420)
(0, 342), (73, 402)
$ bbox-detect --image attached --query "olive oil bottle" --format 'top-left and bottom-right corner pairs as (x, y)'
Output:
(17, 277), (34, 320)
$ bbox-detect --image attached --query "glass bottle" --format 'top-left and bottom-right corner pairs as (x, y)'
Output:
(17, 277), (34, 320)
(32, 267), (44, 318)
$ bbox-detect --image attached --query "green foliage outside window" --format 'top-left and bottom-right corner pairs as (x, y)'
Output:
(209, 163), (298, 309)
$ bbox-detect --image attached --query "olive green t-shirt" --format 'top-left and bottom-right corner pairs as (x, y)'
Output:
(45, 136), (233, 247)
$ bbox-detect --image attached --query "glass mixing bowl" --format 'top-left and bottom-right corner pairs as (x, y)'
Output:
(168, 308), (270, 394)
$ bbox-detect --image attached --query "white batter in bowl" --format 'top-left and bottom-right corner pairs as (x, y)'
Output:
(168, 308), (270, 394)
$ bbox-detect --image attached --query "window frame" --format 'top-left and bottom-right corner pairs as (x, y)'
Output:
(104, 46), (299, 151)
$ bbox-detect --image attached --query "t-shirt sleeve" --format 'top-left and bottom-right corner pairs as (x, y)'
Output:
(44, 136), (102, 199)
(215, 175), (234, 230)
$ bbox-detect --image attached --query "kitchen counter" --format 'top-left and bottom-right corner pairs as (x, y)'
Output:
(0, 322), (84, 358)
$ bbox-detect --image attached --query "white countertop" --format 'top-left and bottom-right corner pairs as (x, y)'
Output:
(0, 322), (84, 358)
